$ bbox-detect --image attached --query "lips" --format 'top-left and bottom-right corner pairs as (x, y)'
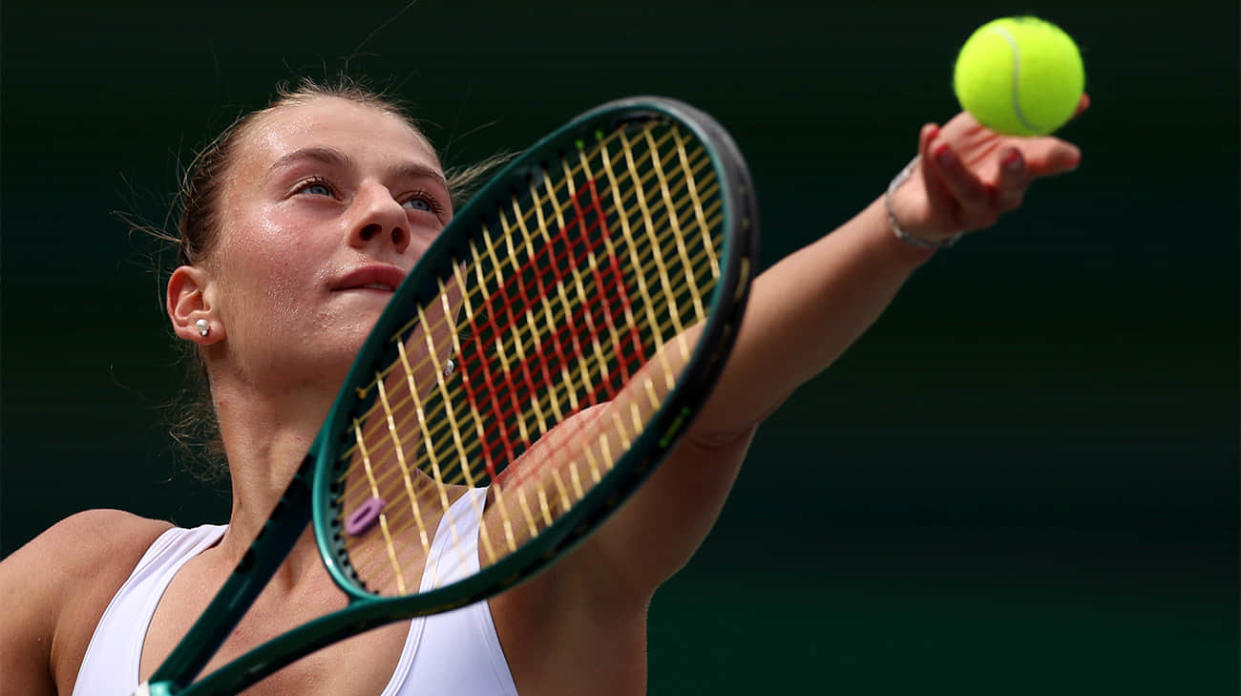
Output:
(331, 264), (407, 293)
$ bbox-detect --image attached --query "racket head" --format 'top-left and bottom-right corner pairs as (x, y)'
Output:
(311, 95), (758, 611)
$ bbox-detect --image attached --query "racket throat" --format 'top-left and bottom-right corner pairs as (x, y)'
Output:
(146, 455), (316, 692)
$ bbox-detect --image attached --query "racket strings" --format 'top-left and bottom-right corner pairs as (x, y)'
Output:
(374, 117), (710, 375)
(336, 138), (723, 489)
(355, 133), (714, 409)
(345, 254), (715, 586)
(359, 221), (717, 465)
(341, 168), (723, 465)
(347, 268), (713, 572)
(339, 237), (721, 505)
(338, 203), (723, 525)
(343, 212), (719, 586)
(338, 120), (725, 596)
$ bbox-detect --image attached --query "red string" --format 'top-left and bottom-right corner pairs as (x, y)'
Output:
(458, 177), (644, 484)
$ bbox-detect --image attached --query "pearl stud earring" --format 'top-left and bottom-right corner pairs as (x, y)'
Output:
(195, 319), (210, 337)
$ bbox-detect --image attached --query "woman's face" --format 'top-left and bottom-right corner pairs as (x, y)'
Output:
(205, 96), (453, 388)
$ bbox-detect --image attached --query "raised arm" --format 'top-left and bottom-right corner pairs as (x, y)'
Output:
(571, 101), (1088, 601)
(694, 104), (1086, 442)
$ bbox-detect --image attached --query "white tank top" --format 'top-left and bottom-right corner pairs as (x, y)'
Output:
(72, 488), (518, 695)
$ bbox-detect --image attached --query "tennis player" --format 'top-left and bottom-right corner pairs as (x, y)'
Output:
(0, 78), (1086, 695)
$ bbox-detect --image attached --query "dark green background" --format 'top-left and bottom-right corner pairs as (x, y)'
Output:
(3, 1), (1237, 693)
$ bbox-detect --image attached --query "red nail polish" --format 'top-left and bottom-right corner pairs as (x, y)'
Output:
(1002, 150), (1022, 170)
(934, 144), (955, 166)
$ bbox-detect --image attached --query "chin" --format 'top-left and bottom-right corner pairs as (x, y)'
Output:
(297, 309), (392, 384)
(337, 321), (383, 361)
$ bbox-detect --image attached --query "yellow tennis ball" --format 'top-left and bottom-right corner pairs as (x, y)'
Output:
(953, 16), (1085, 136)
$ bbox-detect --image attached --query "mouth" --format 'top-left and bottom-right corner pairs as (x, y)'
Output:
(331, 265), (407, 294)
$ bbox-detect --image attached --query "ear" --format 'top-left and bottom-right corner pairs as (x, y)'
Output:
(167, 265), (225, 345)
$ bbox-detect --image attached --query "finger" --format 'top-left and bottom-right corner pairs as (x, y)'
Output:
(919, 122), (938, 152)
(916, 123), (956, 216)
(1014, 138), (1082, 176)
(1073, 93), (1091, 119)
(993, 147), (1028, 212)
(936, 110), (989, 145)
(930, 140), (994, 228)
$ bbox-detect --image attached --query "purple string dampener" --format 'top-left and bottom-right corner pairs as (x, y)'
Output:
(345, 496), (387, 536)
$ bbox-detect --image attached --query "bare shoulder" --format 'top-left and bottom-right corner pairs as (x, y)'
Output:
(4, 509), (172, 580)
(0, 510), (172, 694)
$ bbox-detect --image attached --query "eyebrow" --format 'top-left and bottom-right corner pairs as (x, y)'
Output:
(270, 146), (449, 190)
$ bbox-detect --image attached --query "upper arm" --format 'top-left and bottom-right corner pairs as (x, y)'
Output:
(497, 415), (756, 615)
(0, 532), (60, 696)
(0, 510), (170, 694)
(489, 427), (754, 692)
(577, 426), (756, 597)
(487, 325), (760, 612)
(556, 325), (760, 603)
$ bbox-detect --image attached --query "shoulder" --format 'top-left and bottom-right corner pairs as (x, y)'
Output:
(0, 510), (172, 693)
(5, 509), (173, 584)
(2, 508), (171, 589)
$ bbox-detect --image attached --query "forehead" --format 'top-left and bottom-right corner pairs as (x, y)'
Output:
(234, 96), (441, 179)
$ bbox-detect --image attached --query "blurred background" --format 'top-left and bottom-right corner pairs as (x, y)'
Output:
(3, 0), (1236, 693)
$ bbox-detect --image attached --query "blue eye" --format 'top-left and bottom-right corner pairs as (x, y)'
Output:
(403, 196), (432, 212)
(295, 178), (335, 198)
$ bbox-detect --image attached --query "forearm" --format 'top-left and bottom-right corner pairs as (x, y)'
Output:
(691, 194), (934, 441)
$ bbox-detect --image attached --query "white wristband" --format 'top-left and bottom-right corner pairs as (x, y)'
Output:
(885, 156), (962, 250)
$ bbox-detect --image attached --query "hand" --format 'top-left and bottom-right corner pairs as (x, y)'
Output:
(888, 94), (1089, 244)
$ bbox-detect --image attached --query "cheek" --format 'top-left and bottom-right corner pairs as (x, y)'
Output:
(408, 225), (440, 259)
(216, 211), (334, 322)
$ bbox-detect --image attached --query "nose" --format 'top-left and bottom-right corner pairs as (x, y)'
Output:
(348, 184), (409, 255)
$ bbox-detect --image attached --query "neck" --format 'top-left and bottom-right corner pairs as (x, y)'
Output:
(210, 368), (337, 587)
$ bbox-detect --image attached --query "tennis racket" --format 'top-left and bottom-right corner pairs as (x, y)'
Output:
(139, 96), (759, 695)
